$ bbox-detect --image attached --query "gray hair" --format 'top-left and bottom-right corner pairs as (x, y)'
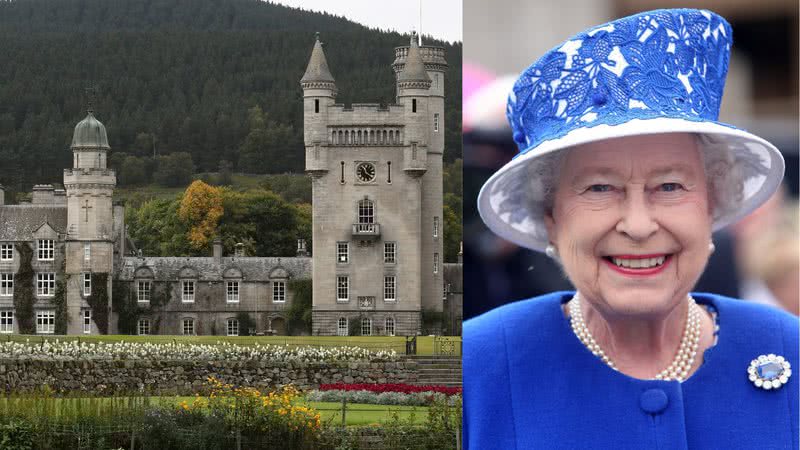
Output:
(528, 133), (745, 222)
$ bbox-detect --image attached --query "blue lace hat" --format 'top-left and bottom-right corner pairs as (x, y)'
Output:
(477, 8), (785, 252)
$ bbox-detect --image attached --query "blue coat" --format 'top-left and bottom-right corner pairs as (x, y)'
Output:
(464, 292), (799, 449)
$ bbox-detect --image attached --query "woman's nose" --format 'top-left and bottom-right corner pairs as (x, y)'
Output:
(615, 190), (659, 241)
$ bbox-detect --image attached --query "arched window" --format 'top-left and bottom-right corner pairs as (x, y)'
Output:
(389, 130), (394, 144)
(383, 130), (388, 143)
(357, 130), (362, 145)
(361, 317), (372, 336)
(338, 130), (343, 144)
(385, 317), (395, 336)
(370, 130), (374, 144)
(345, 130), (350, 144)
(337, 317), (348, 336)
(358, 199), (374, 224)
(331, 130), (336, 144)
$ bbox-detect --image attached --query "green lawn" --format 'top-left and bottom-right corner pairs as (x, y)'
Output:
(0, 334), (460, 356)
(0, 396), (428, 427)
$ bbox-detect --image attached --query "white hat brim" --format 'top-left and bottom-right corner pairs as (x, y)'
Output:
(477, 117), (785, 252)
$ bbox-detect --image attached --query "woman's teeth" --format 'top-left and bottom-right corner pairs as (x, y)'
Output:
(611, 256), (666, 269)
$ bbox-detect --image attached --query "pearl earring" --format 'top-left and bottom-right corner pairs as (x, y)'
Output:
(709, 242), (716, 254)
(545, 244), (558, 259)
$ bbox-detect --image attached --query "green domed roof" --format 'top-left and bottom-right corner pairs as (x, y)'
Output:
(71, 112), (109, 149)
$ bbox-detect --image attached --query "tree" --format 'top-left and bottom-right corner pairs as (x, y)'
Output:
(154, 152), (194, 187)
(443, 203), (462, 263)
(118, 155), (148, 186)
(218, 159), (233, 185)
(178, 180), (224, 250)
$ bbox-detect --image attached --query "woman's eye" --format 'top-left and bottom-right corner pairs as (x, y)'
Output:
(659, 183), (683, 192)
(588, 184), (613, 193)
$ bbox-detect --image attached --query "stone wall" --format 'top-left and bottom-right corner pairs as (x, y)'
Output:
(0, 358), (418, 395)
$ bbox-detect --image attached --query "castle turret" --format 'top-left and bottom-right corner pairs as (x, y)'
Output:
(302, 33), (337, 175)
(395, 32), (432, 177)
(63, 100), (117, 334)
(393, 32), (448, 320)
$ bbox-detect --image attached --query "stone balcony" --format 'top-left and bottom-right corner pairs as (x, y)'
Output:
(351, 223), (380, 239)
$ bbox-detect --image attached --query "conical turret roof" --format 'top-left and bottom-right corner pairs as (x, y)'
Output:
(301, 33), (335, 83)
(398, 32), (430, 83)
(71, 111), (109, 149)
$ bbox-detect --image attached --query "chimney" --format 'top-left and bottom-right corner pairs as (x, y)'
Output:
(234, 242), (245, 257)
(32, 184), (55, 204)
(213, 238), (223, 263)
(296, 239), (308, 257)
(0, 184), (4, 206)
(458, 241), (463, 264)
(53, 189), (67, 205)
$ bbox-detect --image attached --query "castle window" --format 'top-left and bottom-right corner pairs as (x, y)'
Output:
(226, 281), (239, 303)
(337, 242), (349, 264)
(384, 242), (396, 264)
(387, 161), (392, 183)
(433, 216), (439, 238)
(37, 273), (55, 297)
(385, 317), (395, 336)
(138, 319), (150, 335)
(315, 99), (319, 113)
(37, 240), (54, 261)
(227, 318), (239, 336)
(338, 130), (343, 144)
(272, 281), (286, 303)
(412, 143), (417, 160)
(358, 199), (374, 224)
(370, 130), (375, 144)
(182, 318), (195, 335)
(434, 113), (439, 132)
(0, 311), (13, 333)
(137, 281), (151, 302)
(361, 317), (372, 336)
(383, 130), (387, 143)
(0, 244), (13, 261)
(337, 317), (348, 336)
(0, 274), (12, 297)
(384, 276), (396, 302)
(36, 310), (55, 334)
(389, 130), (394, 144)
(336, 276), (349, 302)
(84, 244), (91, 262)
(340, 161), (345, 184)
(434, 253), (439, 274)
(82, 272), (91, 297)
(83, 309), (92, 334)
(412, 98), (417, 113)
(182, 281), (195, 303)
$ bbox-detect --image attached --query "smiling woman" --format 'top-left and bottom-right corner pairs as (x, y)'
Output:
(464, 8), (798, 450)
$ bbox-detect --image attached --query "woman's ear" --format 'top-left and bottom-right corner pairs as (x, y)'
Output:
(544, 212), (557, 243)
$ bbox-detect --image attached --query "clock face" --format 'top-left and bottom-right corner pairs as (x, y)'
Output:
(356, 162), (376, 182)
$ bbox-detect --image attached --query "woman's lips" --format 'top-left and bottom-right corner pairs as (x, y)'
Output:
(602, 254), (672, 276)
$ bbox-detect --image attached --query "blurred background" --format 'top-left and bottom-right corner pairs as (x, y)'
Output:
(463, 0), (799, 319)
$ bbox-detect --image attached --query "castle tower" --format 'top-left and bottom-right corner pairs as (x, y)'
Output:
(393, 33), (447, 321)
(63, 101), (116, 334)
(305, 32), (446, 336)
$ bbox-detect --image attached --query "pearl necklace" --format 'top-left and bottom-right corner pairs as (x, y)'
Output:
(568, 293), (701, 382)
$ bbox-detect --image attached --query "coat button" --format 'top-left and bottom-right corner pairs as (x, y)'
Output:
(640, 389), (669, 414)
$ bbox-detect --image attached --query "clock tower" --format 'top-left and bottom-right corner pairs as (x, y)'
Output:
(303, 32), (446, 336)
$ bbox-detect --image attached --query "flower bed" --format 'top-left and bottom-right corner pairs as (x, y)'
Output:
(0, 340), (397, 363)
(319, 383), (461, 396)
(307, 388), (459, 407)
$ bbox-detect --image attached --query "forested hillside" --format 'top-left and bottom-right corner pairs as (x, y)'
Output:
(0, 0), (462, 193)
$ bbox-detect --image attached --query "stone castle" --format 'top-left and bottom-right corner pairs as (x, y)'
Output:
(0, 33), (460, 337)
